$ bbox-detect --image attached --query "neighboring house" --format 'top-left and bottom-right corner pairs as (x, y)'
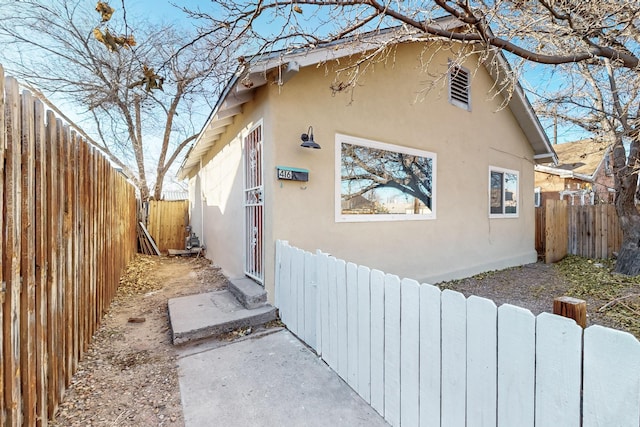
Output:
(535, 138), (615, 206)
(178, 21), (556, 303)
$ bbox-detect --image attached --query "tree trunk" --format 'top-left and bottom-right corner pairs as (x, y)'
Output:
(615, 240), (640, 275)
(613, 148), (640, 275)
(153, 173), (164, 201)
(615, 207), (640, 275)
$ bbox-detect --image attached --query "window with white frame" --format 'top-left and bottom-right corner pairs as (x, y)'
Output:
(490, 166), (519, 217)
(448, 63), (471, 111)
(336, 134), (436, 222)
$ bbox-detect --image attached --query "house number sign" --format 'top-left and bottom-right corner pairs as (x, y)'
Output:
(276, 166), (309, 182)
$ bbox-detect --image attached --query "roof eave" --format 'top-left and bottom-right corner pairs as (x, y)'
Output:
(535, 164), (594, 181)
(177, 17), (466, 180)
(179, 17), (557, 178)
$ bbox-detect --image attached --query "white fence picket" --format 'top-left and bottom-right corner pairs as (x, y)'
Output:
(384, 274), (401, 427)
(273, 241), (640, 427)
(497, 304), (536, 427)
(400, 279), (420, 427)
(296, 248), (306, 337)
(336, 259), (348, 381)
(466, 295), (497, 427)
(358, 265), (372, 403)
(534, 312), (582, 427)
(316, 250), (329, 356)
(303, 251), (317, 350)
(346, 262), (359, 390)
(290, 247), (304, 336)
(419, 283), (441, 427)
(583, 325), (640, 427)
(274, 240), (284, 308)
(441, 289), (467, 427)
(279, 242), (292, 327)
(326, 256), (339, 371)
(370, 269), (385, 416)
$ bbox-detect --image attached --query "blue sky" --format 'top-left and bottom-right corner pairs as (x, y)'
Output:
(117, 0), (584, 145)
(120, 0), (203, 24)
(1, 0), (583, 188)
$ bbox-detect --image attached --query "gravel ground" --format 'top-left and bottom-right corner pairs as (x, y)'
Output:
(439, 258), (639, 335)
(50, 254), (638, 426)
(438, 262), (570, 316)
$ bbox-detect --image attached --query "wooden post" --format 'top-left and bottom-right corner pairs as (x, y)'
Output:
(553, 296), (587, 328)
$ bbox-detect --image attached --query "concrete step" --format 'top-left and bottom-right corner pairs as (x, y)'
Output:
(228, 277), (267, 309)
(168, 290), (277, 345)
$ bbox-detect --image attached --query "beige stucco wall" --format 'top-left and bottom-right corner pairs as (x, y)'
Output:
(191, 41), (538, 302)
(188, 88), (275, 282)
(265, 42), (537, 295)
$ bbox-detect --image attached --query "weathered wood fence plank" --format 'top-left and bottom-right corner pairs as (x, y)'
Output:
(45, 110), (59, 419)
(20, 89), (37, 426)
(537, 200), (625, 261)
(544, 199), (568, 263)
(34, 98), (48, 426)
(4, 75), (23, 426)
(0, 63), (5, 427)
(147, 200), (188, 253)
(1, 68), (137, 425)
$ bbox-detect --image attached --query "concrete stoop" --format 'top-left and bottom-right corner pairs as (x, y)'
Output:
(228, 277), (267, 309)
(168, 289), (277, 345)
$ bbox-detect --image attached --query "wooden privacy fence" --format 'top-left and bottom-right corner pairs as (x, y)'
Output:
(147, 200), (188, 253)
(1, 66), (137, 425)
(275, 240), (640, 427)
(536, 199), (623, 262)
(567, 202), (623, 258)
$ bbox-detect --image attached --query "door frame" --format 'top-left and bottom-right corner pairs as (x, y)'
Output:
(242, 121), (264, 284)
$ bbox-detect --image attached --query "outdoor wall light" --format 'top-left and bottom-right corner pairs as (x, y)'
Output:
(300, 126), (321, 149)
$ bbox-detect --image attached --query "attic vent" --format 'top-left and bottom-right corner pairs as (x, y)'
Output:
(448, 64), (470, 110)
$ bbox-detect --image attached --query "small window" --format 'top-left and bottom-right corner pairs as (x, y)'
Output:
(490, 166), (519, 217)
(449, 63), (470, 110)
(336, 134), (436, 222)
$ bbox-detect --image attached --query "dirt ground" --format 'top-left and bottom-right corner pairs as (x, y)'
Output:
(51, 255), (228, 427)
(50, 254), (638, 426)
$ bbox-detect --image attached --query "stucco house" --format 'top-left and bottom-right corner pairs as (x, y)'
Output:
(535, 138), (614, 206)
(178, 22), (556, 303)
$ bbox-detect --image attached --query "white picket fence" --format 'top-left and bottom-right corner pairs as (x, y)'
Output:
(274, 240), (640, 427)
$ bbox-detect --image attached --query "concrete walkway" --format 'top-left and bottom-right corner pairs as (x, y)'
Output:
(177, 329), (388, 426)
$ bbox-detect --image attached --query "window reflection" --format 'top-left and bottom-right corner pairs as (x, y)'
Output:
(341, 142), (434, 217)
